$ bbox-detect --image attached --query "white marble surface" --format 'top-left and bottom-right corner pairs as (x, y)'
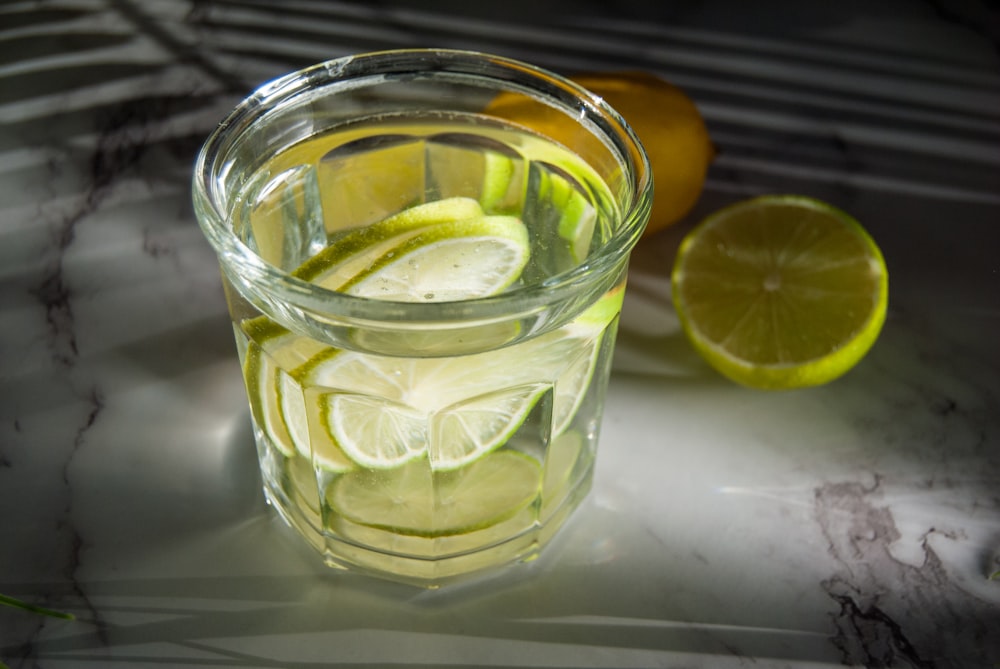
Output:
(2, 1), (999, 667)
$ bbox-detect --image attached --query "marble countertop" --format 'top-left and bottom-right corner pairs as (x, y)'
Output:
(2, 1), (999, 667)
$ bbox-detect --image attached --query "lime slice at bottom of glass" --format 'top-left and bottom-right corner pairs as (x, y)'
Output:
(327, 450), (541, 538)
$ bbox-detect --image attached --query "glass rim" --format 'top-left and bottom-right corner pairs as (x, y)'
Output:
(192, 48), (652, 324)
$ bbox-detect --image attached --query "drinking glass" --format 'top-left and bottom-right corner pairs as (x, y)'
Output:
(193, 49), (651, 587)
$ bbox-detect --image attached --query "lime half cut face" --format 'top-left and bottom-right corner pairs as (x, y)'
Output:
(671, 195), (888, 389)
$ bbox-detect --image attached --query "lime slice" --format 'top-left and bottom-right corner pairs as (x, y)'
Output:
(548, 171), (597, 263)
(431, 383), (549, 469)
(546, 322), (602, 436)
(339, 215), (530, 301)
(242, 316), (328, 367)
(244, 342), (297, 458)
(319, 391), (427, 469)
(303, 313), (608, 470)
(479, 151), (518, 214)
(544, 286), (623, 434)
(574, 284), (625, 328)
(294, 197), (485, 289)
(558, 191), (597, 263)
(242, 321), (327, 458)
(328, 451), (541, 537)
(241, 319), (353, 471)
(347, 320), (523, 358)
(671, 195), (888, 389)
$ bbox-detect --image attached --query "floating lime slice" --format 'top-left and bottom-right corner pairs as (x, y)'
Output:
(295, 199), (529, 303)
(318, 391), (427, 470)
(338, 215), (530, 302)
(293, 196), (485, 289)
(327, 450), (541, 537)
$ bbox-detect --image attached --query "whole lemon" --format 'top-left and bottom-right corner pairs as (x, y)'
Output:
(485, 71), (714, 235)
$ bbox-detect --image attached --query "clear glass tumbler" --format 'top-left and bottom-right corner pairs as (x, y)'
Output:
(193, 49), (651, 587)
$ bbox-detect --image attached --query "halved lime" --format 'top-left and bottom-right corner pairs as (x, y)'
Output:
(327, 450), (541, 537)
(671, 195), (888, 389)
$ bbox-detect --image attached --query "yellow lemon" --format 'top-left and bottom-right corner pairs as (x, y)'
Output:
(485, 70), (713, 235)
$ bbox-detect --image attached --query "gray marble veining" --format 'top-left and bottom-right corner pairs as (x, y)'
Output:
(2, 1), (998, 667)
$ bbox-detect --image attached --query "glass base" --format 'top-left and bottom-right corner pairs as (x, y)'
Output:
(261, 461), (594, 589)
